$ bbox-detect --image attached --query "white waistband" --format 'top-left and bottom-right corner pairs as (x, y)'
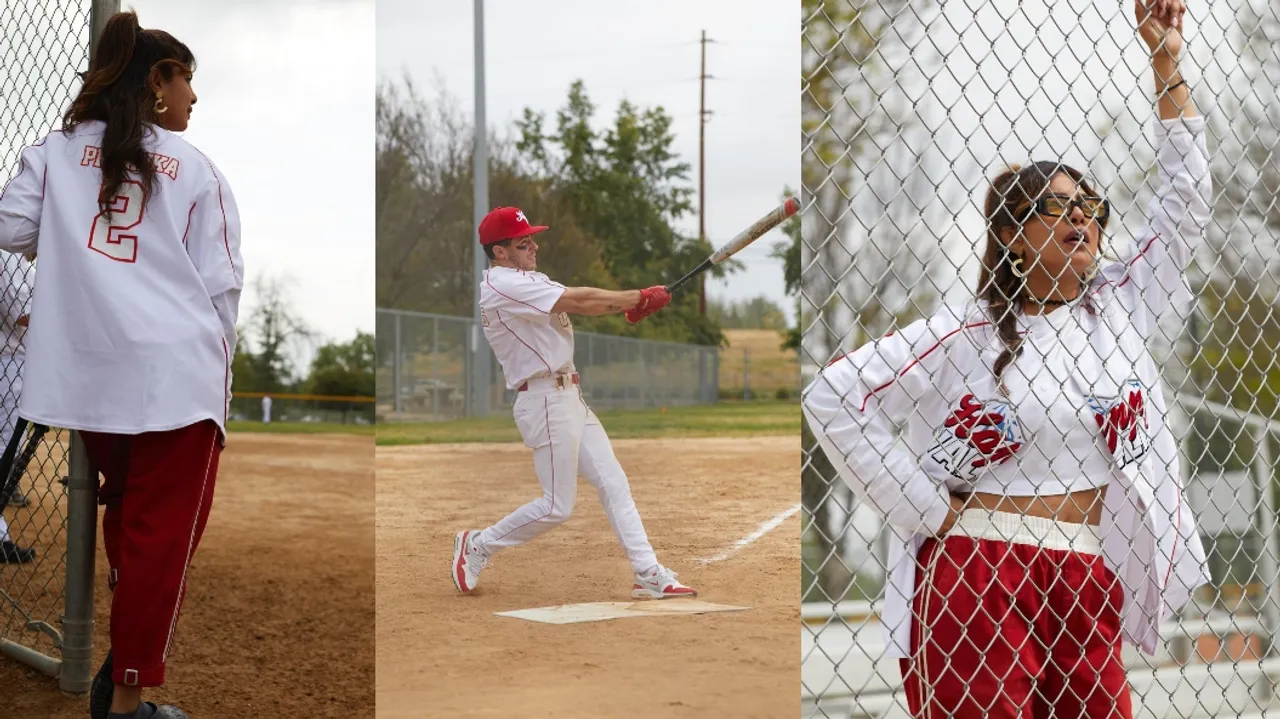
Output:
(948, 509), (1102, 555)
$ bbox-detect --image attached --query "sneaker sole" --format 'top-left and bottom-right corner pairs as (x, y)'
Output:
(451, 531), (472, 593)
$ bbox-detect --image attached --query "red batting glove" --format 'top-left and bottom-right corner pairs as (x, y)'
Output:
(625, 286), (671, 324)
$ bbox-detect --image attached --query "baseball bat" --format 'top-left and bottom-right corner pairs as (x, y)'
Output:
(666, 196), (800, 293)
(0, 418), (48, 506)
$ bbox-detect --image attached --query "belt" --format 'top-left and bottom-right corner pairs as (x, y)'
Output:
(517, 372), (580, 392)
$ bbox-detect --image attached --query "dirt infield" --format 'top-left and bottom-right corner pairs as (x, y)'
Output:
(3, 432), (374, 718)
(376, 435), (799, 719)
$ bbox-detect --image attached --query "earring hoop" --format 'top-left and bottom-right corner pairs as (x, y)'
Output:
(154, 93), (168, 115)
(1010, 256), (1030, 279)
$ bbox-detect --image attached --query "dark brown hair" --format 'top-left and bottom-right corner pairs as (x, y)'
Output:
(484, 239), (513, 261)
(977, 160), (1103, 391)
(62, 11), (195, 216)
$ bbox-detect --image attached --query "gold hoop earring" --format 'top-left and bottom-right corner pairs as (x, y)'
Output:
(1010, 256), (1030, 279)
(1081, 262), (1099, 284)
(154, 93), (168, 115)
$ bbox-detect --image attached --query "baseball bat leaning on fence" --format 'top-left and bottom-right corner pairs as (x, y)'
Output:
(0, 418), (49, 506)
(666, 196), (800, 293)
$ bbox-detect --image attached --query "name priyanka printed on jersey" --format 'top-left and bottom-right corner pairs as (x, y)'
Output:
(80, 146), (180, 181)
(1087, 379), (1152, 469)
(927, 394), (1026, 482)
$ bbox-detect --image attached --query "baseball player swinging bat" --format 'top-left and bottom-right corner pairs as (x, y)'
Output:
(666, 196), (800, 293)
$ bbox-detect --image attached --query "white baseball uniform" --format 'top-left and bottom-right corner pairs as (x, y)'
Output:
(0, 121), (244, 438)
(262, 395), (272, 424)
(0, 252), (30, 542)
(471, 265), (658, 573)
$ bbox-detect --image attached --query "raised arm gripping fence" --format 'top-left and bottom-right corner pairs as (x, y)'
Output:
(0, 0), (112, 693)
(801, 1), (1280, 717)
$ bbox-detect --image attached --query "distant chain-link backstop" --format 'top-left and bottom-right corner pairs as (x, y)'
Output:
(376, 308), (720, 421)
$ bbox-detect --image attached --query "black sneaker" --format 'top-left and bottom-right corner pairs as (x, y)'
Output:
(0, 540), (33, 563)
(90, 650), (113, 719)
(107, 702), (188, 719)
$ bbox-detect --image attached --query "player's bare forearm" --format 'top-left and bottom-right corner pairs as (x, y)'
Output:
(551, 287), (643, 316)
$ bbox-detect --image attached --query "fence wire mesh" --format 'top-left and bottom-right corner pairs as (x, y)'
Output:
(0, 0), (89, 678)
(800, 1), (1280, 717)
(376, 308), (720, 421)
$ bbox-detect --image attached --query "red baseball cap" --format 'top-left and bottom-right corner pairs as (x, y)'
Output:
(478, 206), (549, 246)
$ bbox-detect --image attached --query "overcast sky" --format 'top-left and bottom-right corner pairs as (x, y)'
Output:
(1, 0), (374, 371)
(377, 0), (799, 315)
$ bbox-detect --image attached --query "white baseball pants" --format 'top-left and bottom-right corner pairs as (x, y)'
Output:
(0, 353), (21, 542)
(474, 383), (659, 574)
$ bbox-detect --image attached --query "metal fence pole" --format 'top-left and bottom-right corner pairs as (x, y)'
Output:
(393, 311), (402, 415)
(1254, 426), (1280, 707)
(432, 316), (440, 420)
(58, 0), (119, 693)
(61, 433), (97, 693)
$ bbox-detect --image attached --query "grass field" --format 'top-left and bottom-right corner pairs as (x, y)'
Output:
(227, 420), (376, 436)
(720, 328), (799, 396)
(375, 400), (799, 445)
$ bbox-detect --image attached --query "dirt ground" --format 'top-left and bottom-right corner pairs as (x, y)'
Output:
(376, 435), (800, 719)
(2, 432), (375, 718)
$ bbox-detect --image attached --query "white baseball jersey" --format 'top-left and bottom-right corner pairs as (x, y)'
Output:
(479, 266), (574, 389)
(803, 115), (1213, 658)
(0, 121), (244, 436)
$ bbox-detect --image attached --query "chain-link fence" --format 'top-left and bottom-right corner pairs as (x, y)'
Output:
(376, 308), (720, 421)
(1, 0), (106, 693)
(801, 1), (1280, 717)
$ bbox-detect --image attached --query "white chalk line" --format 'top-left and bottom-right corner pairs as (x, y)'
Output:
(695, 503), (802, 565)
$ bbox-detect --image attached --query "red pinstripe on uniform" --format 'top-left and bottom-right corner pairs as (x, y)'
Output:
(853, 321), (992, 413)
(496, 309), (553, 374)
(485, 272), (552, 314)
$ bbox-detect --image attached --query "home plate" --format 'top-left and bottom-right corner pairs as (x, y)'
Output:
(495, 600), (750, 625)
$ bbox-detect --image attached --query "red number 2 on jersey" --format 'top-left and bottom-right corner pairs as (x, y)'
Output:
(88, 180), (144, 263)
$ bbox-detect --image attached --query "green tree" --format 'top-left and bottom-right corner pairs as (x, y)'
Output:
(376, 75), (612, 316)
(230, 275), (313, 393)
(516, 81), (726, 346)
(305, 331), (375, 397)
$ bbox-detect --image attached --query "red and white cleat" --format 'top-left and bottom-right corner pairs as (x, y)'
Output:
(631, 565), (697, 599)
(452, 530), (488, 594)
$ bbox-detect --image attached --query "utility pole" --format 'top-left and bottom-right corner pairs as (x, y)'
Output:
(698, 29), (713, 316)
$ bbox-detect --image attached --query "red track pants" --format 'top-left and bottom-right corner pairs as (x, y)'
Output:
(81, 420), (223, 687)
(898, 533), (1133, 719)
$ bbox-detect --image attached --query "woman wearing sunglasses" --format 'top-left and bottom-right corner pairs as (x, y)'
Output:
(802, 1), (1210, 717)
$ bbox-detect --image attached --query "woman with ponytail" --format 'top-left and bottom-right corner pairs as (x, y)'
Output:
(0, 11), (243, 719)
(803, 2), (1210, 717)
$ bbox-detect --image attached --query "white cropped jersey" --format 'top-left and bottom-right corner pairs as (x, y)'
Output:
(803, 115), (1214, 658)
(479, 266), (574, 390)
(0, 121), (244, 436)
